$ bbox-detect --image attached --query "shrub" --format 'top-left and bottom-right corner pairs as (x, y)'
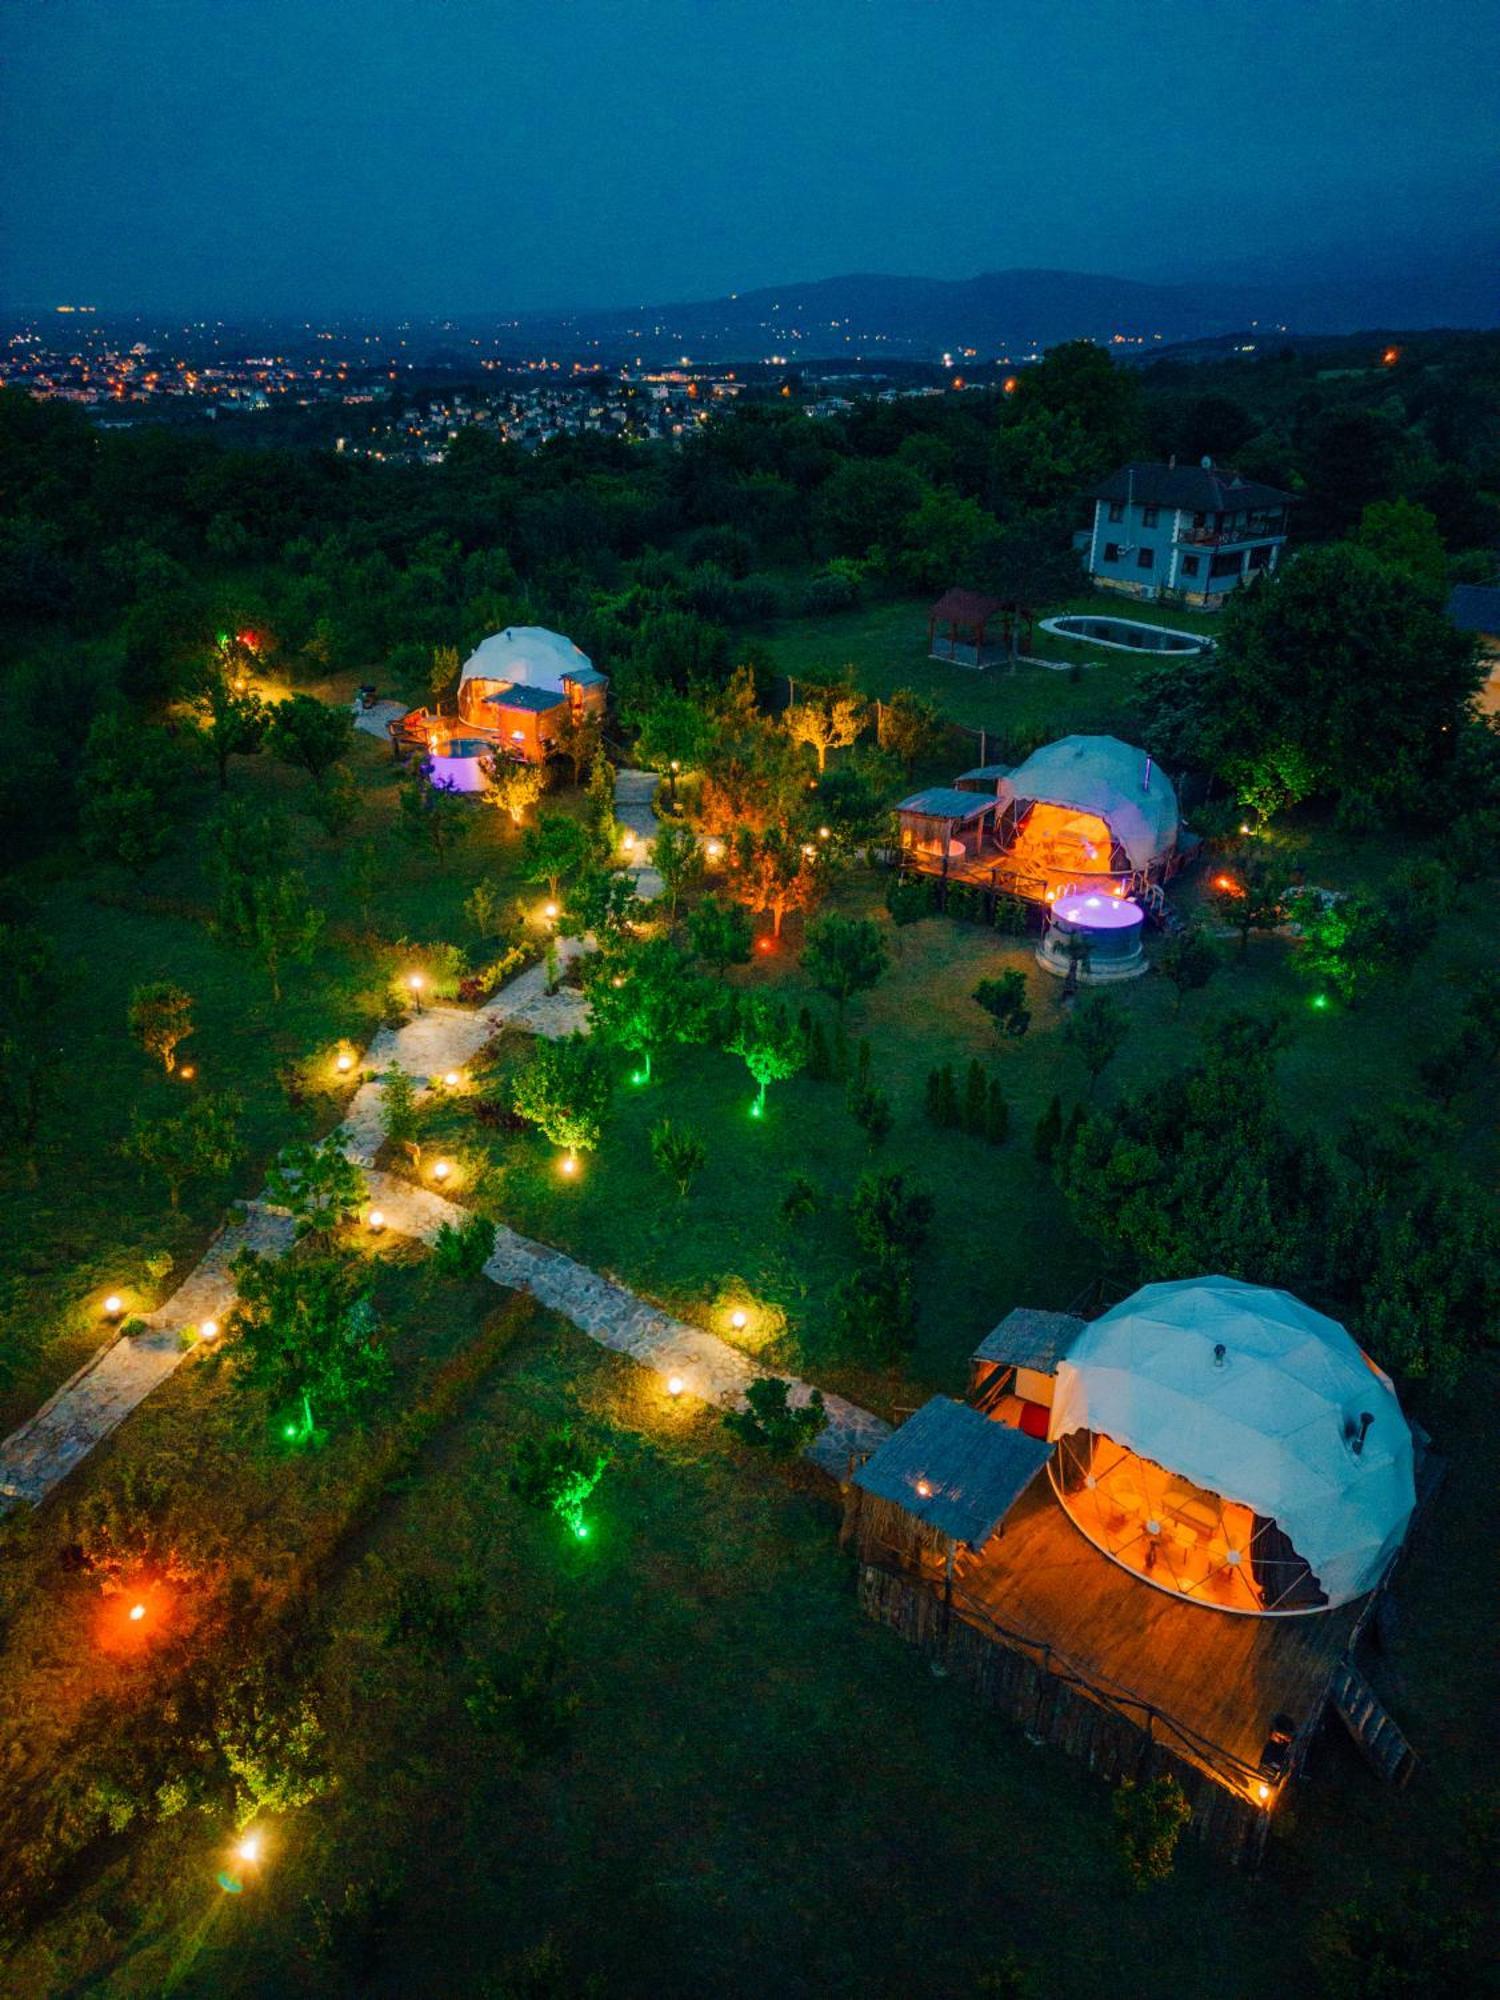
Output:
(724, 1376), (827, 1456)
(509, 1424), (610, 1539)
(649, 1118), (708, 1197)
(780, 1173), (820, 1222)
(1112, 1775), (1192, 1889)
(847, 1079), (892, 1146)
(430, 1213), (495, 1280)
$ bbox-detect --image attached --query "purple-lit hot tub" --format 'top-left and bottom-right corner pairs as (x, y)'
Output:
(423, 740), (491, 794)
(1037, 892), (1147, 981)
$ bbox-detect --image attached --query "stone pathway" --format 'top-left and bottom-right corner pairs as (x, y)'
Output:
(615, 767), (664, 900)
(353, 699), (409, 740)
(0, 765), (889, 1509)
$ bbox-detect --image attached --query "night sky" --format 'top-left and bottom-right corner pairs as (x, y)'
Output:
(4, 0), (1497, 314)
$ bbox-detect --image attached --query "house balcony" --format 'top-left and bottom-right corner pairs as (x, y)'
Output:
(1174, 519), (1287, 549)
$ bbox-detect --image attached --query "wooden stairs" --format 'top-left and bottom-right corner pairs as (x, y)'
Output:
(1330, 1660), (1418, 1786)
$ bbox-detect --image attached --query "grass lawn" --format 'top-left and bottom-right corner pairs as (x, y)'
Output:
(760, 587), (1217, 755)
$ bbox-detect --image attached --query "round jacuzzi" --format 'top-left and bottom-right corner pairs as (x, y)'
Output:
(1040, 615), (1209, 655)
(423, 743), (491, 794)
(1036, 893), (1147, 982)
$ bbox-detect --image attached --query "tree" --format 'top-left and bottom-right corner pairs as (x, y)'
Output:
(687, 892), (753, 973)
(228, 1247), (390, 1442)
(483, 757), (546, 831)
(582, 753), (617, 855)
(121, 1091), (244, 1210)
(1210, 853), (1287, 956)
(847, 1078), (892, 1146)
(306, 761), (360, 838)
(380, 1067), (423, 1168)
(649, 1118), (708, 1197)
(634, 691), (711, 807)
(800, 913), (888, 1017)
(1352, 498), (1449, 595)
(650, 820), (703, 919)
(732, 825), (823, 939)
(248, 871), (325, 1001)
(551, 698), (602, 791)
(429, 644), (460, 704)
(1062, 993), (1130, 1096)
(79, 779), (174, 874)
(783, 689), (866, 774)
(1113, 1776), (1192, 1890)
(264, 1138), (368, 1243)
(77, 715), (181, 873)
(510, 1033), (613, 1158)
(521, 810), (596, 902)
(211, 803), (291, 942)
(127, 982), (194, 1073)
(558, 865), (642, 948)
(464, 879), (508, 941)
(0, 919), (71, 1175)
(431, 1212), (496, 1280)
(724, 1376), (827, 1457)
(267, 694), (354, 787)
(466, 1613), (582, 1763)
(829, 1254), (918, 1361)
(974, 969), (1031, 1040)
(192, 668), (267, 791)
(397, 767), (472, 870)
(729, 994), (805, 1116)
(850, 1169), (934, 1262)
(585, 937), (706, 1083)
(876, 687), (942, 774)
(509, 1423), (609, 1538)
(1155, 928), (1219, 1012)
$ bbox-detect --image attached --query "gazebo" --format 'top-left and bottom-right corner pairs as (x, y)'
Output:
(927, 590), (1032, 669)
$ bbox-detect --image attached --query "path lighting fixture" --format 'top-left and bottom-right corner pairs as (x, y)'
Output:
(433, 1160), (451, 1183)
(543, 901), (559, 920)
(128, 1602), (146, 1622)
(179, 1064), (196, 1081)
(802, 844), (816, 860)
(236, 1831), (263, 1866)
(444, 1070), (461, 1088)
(560, 1153), (578, 1177)
(730, 1308), (748, 1331)
(669, 759), (680, 773)
(336, 1051), (354, 1073)
(818, 826), (830, 840)
(705, 840), (723, 861)
(666, 1375), (685, 1398)
(368, 1209), (386, 1233)
(1255, 1782), (1271, 1803)
(199, 1319), (219, 1341)
(103, 1295), (124, 1320)
(621, 829), (636, 850)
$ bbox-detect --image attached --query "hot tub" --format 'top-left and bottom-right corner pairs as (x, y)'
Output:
(1040, 615), (1209, 655)
(423, 739), (492, 794)
(1036, 892), (1147, 982)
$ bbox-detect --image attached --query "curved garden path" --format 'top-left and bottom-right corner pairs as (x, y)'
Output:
(0, 771), (888, 1510)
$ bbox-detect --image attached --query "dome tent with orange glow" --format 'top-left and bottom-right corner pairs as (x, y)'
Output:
(995, 734), (1179, 889)
(455, 626), (607, 762)
(1047, 1277), (1415, 1615)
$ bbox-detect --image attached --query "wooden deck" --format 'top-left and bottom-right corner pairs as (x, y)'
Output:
(952, 1476), (1362, 1775)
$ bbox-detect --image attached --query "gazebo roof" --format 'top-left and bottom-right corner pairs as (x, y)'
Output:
(930, 588), (1007, 626)
(853, 1396), (1055, 1549)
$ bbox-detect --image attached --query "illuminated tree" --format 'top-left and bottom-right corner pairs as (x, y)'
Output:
(264, 1137), (368, 1244)
(732, 826), (822, 939)
(431, 1213), (496, 1279)
(228, 1247), (390, 1442)
(783, 688), (866, 774)
(127, 981), (194, 1073)
(510, 1033), (613, 1157)
(554, 700), (603, 787)
(729, 993), (805, 1116)
(687, 892), (753, 973)
(521, 810), (596, 902)
(1113, 1776), (1191, 1889)
(801, 913), (887, 1018)
(192, 668), (267, 791)
(876, 687), (942, 774)
(267, 693), (354, 788)
(585, 937), (707, 1083)
(1210, 852), (1288, 956)
(650, 820), (703, 919)
(482, 756), (545, 830)
(121, 1091), (244, 1211)
(634, 690), (711, 806)
(724, 1376), (827, 1457)
(508, 1423), (610, 1539)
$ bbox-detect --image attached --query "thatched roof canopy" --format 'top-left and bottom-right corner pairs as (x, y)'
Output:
(973, 1308), (1087, 1374)
(852, 1397), (1054, 1551)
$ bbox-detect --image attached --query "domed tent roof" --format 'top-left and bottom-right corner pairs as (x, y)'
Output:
(458, 627), (593, 699)
(1049, 1278), (1415, 1610)
(997, 734), (1178, 870)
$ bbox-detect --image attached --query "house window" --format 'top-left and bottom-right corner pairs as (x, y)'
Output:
(1181, 555), (1200, 577)
(1142, 505), (1159, 527)
(1107, 501), (1124, 523)
(1137, 547), (1154, 570)
(1103, 542), (1121, 563)
(1210, 551), (1243, 579)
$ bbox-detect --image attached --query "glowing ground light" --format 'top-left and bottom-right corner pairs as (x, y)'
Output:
(730, 1308), (747, 1331)
(408, 973), (423, 992)
(179, 1064), (196, 1080)
(199, 1319), (219, 1340)
(103, 1295), (123, 1319)
(706, 841), (723, 861)
(368, 1209), (385, 1232)
(560, 1153), (578, 1176)
(543, 901), (559, 919)
(284, 1423), (298, 1440)
(1256, 1782), (1272, 1803)
(444, 1071), (461, 1088)
(336, 1051), (354, 1073)
(749, 1100), (763, 1118)
(433, 1160), (451, 1182)
(1311, 994), (1330, 1011)
(666, 1375), (685, 1397)
(757, 936), (774, 953)
(622, 829), (636, 849)
(129, 1602), (146, 1622)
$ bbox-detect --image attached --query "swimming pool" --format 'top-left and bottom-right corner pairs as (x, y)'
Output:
(1040, 615), (1210, 655)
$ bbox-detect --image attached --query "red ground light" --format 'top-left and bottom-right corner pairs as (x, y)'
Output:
(95, 1580), (176, 1658)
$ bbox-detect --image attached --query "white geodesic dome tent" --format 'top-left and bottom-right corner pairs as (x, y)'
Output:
(1048, 1277), (1415, 1614)
(458, 626), (594, 700)
(997, 734), (1179, 872)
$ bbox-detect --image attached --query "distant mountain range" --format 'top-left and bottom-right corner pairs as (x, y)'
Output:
(497, 258), (1500, 365)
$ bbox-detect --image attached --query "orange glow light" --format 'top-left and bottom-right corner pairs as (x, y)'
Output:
(1213, 873), (1244, 897)
(1382, 346), (1400, 366)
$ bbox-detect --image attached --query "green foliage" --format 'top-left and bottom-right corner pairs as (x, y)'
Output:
(1061, 992), (1130, 1094)
(723, 1375), (827, 1457)
(510, 1033), (614, 1155)
(126, 980), (194, 1073)
(0, 918), (71, 1163)
(65, 1462), (194, 1588)
(264, 1137), (367, 1242)
(650, 819), (703, 916)
(380, 1066), (423, 1164)
(800, 912), (888, 1014)
(783, 687), (867, 773)
(1289, 875), (1443, 1008)
(247, 869), (325, 1000)
(228, 1246), (390, 1439)
(521, 810), (597, 900)
(1033, 1092), (1064, 1163)
(1311, 1876), (1482, 1999)
(1112, 1775), (1192, 1889)
(214, 1669), (335, 1825)
(924, 1062), (959, 1128)
(649, 1118), (708, 1197)
(1352, 497), (1450, 593)
(559, 865), (642, 947)
(267, 692), (354, 786)
(430, 1212), (496, 1280)
(466, 1613), (582, 1764)
(77, 714), (183, 873)
(780, 1172), (821, 1222)
(973, 969), (1031, 1039)
(829, 1253), (918, 1362)
(305, 760), (361, 837)
(728, 992), (806, 1114)
(465, 878), (510, 940)
(875, 686), (942, 773)
(633, 690), (711, 781)
(1211, 851), (1288, 954)
(121, 1090), (244, 1210)
(508, 1423), (609, 1537)
(1155, 927), (1220, 1011)
(191, 668), (267, 791)
(687, 891), (753, 972)
(397, 766), (474, 869)
(483, 757), (547, 830)
(850, 1169), (933, 1262)
(383, 1567), (484, 1658)
(582, 753), (616, 854)
(847, 1078), (892, 1146)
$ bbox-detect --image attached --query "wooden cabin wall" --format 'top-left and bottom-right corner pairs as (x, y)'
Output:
(856, 1561), (1271, 1866)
